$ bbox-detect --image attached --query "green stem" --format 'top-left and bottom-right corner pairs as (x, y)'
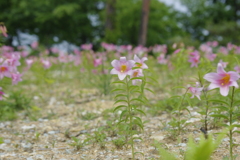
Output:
(126, 77), (135, 160)
(229, 87), (235, 160)
(178, 88), (189, 135)
(203, 89), (209, 137)
(198, 72), (209, 138)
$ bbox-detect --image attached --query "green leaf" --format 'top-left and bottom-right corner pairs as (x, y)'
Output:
(233, 130), (240, 134)
(113, 105), (127, 112)
(114, 94), (127, 99)
(112, 81), (126, 85)
(208, 99), (229, 106)
(120, 110), (128, 120)
(146, 76), (158, 84)
(130, 77), (143, 81)
(114, 99), (128, 105)
(212, 106), (229, 111)
(158, 146), (177, 160)
(145, 88), (155, 94)
(134, 109), (146, 116)
(130, 98), (145, 104)
(110, 88), (125, 93)
(71, 137), (79, 143)
(233, 100), (240, 106)
(129, 85), (139, 91)
(210, 114), (229, 120)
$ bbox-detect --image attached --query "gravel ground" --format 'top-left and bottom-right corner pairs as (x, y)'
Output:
(0, 88), (240, 160)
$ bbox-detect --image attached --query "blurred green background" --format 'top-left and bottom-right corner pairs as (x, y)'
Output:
(0, 0), (240, 47)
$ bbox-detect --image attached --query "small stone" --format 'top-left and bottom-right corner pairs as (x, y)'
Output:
(22, 125), (36, 131)
(48, 131), (56, 134)
(195, 138), (200, 141)
(34, 96), (39, 100)
(27, 157), (34, 160)
(178, 143), (187, 147)
(4, 139), (11, 144)
(35, 154), (44, 160)
(150, 133), (164, 141)
(21, 143), (33, 152)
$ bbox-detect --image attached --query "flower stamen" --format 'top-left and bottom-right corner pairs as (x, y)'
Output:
(221, 74), (230, 85)
(120, 65), (127, 73)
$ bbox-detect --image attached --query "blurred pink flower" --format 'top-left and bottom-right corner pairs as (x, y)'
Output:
(11, 72), (22, 85)
(157, 54), (168, 64)
(204, 63), (240, 96)
(152, 44), (167, 54)
(58, 52), (69, 63)
(205, 53), (216, 61)
(188, 52), (200, 67)
(219, 60), (228, 68)
(41, 59), (51, 69)
(25, 59), (34, 68)
(110, 57), (135, 80)
(234, 65), (240, 73)
(188, 82), (203, 100)
(101, 42), (116, 52)
(219, 47), (228, 55)
(130, 69), (143, 85)
(0, 65), (11, 79)
(94, 58), (102, 67)
(134, 55), (148, 69)
(81, 44), (92, 50)
(31, 41), (38, 49)
(173, 49), (180, 54)
(132, 45), (148, 56)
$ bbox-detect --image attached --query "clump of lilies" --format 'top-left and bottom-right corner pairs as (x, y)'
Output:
(110, 55), (148, 160)
(0, 46), (23, 100)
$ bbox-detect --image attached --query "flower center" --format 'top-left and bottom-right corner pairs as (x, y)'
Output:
(120, 65), (127, 73)
(133, 71), (138, 77)
(194, 59), (198, 63)
(0, 66), (7, 72)
(136, 63), (142, 67)
(221, 74), (230, 85)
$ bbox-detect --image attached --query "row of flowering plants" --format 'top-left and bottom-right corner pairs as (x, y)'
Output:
(2, 24), (240, 158)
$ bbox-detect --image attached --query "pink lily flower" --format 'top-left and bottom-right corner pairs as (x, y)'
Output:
(41, 59), (51, 69)
(188, 82), (203, 100)
(0, 65), (11, 79)
(110, 57), (135, 80)
(25, 59), (34, 68)
(94, 58), (102, 67)
(81, 43), (93, 51)
(11, 72), (22, 85)
(219, 60), (228, 68)
(188, 54), (200, 67)
(204, 63), (240, 96)
(234, 65), (240, 73)
(205, 53), (217, 61)
(157, 54), (168, 64)
(133, 55), (148, 69)
(130, 69), (144, 85)
(31, 41), (38, 49)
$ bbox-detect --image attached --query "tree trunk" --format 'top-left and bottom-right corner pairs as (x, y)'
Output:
(105, 0), (116, 31)
(138, 0), (150, 46)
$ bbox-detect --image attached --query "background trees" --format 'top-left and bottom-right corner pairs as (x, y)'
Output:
(0, 0), (239, 47)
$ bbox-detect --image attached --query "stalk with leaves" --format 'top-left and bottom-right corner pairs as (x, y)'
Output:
(110, 55), (151, 159)
(204, 63), (240, 159)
